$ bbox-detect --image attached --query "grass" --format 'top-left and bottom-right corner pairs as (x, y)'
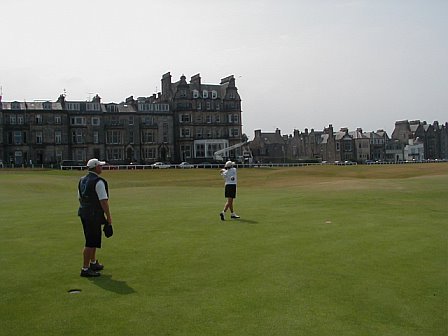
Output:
(0, 164), (447, 336)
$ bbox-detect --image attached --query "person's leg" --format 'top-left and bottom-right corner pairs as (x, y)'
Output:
(83, 247), (95, 268)
(227, 198), (234, 213)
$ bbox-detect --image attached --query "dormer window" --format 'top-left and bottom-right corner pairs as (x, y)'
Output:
(86, 103), (100, 111)
(12, 102), (21, 110)
(43, 102), (52, 110)
(211, 90), (217, 99)
(202, 90), (208, 98)
(192, 90), (199, 98)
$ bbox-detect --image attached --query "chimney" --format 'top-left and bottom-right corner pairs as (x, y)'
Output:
(190, 74), (201, 86)
(254, 129), (262, 138)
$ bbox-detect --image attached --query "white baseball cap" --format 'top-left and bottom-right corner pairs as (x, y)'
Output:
(225, 160), (235, 168)
(87, 158), (106, 168)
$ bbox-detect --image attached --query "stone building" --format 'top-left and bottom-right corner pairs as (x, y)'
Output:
(0, 72), (242, 165)
(391, 120), (448, 160)
(159, 73), (243, 162)
(250, 129), (288, 163)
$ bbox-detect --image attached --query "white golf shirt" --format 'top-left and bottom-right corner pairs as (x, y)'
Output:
(221, 167), (237, 185)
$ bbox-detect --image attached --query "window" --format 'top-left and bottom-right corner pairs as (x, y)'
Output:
(35, 114), (43, 124)
(180, 145), (191, 159)
(14, 131), (22, 145)
(196, 128), (203, 139)
(18, 115), (24, 124)
(72, 129), (84, 144)
(111, 116), (120, 125)
(206, 102), (211, 110)
(67, 103), (80, 111)
(129, 131), (134, 144)
(207, 143), (223, 158)
(202, 90), (208, 98)
(70, 117), (86, 125)
(211, 90), (217, 99)
(142, 131), (154, 143)
(55, 116), (61, 124)
(92, 117), (100, 126)
(107, 130), (122, 144)
(10, 115), (16, 125)
(43, 102), (52, 110)
(195, 143), (205, 158)
(336, 142), (340, 151)
(163, 123), (168, 143)
(206, 115), (212, 123)
(180, 114), (191, 123)
(192, 90), (199, 98)
(56, 150), (63, 163)
(12, 102), (21, 110)
(143, 116), (154, 125)
(36, 131), (43, 144)
(86, 103), (100, 111)
(55, 131), (62, 144)
(129, 116), (134, 125)
(180, 89), (187, 98)
(215, 115), (220, 123)
(108, 148), (123, 161)
(143, 148), (156, 160)
(231, 128), (239, 137)
(180, 128), (191, 138)
(233, 114), (239, 123)
(107, 104), (118, 113)
(93, 131), (99, 144)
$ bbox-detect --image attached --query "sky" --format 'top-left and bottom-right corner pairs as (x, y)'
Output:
(1, 0), (447, 138)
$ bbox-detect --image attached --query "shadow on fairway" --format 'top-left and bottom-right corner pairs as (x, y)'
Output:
(234, 218), (258, 224)
(88, 274), (136, 295)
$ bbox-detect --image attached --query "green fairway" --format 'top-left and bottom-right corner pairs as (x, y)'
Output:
(0, 164), (447, 336)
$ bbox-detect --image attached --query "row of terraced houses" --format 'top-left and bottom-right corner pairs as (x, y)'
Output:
(0, 73), (243, 165)
(249, 120), (448, 164)
(1, 72), (447, 166)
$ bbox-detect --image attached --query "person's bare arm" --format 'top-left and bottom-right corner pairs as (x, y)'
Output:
(100, 199), (112, 225)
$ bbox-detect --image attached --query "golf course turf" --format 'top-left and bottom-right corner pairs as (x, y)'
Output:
(0, 164), (446, 335)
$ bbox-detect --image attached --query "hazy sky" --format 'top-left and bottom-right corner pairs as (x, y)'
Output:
(1, 0), (447, 138)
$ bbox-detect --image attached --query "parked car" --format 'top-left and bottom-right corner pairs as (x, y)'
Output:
(150, 162), (171, 169)
(177, 162), (195, 168)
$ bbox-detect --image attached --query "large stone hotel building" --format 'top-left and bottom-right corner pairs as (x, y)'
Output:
(0, 73), (243, 165)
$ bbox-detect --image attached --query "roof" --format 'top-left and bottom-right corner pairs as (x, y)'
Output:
(1, 101), (63, 111)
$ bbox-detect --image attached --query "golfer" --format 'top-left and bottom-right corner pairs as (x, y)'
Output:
(219, 160), (240, 221)
(77, 158), (112, 277)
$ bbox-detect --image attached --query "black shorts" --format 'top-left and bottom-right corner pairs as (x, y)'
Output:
(80, 215), (102, 248)
(225, 184), (237, 198)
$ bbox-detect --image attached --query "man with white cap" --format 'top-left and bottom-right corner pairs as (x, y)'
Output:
(77, 158), (112, 277)
(219, 160), (240, 221)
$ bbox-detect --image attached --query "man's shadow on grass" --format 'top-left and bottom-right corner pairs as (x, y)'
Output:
(88, 274), (136, 295)
(234, 218), (258, 224)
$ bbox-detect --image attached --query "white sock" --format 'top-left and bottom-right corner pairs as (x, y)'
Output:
(90, 260), (96, 264)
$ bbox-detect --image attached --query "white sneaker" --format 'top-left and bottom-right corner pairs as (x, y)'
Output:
(231, 214), (240, 219)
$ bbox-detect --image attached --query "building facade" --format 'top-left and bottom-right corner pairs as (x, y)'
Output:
(0, 72), (243, 165)
(249, 120), (447, 164)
